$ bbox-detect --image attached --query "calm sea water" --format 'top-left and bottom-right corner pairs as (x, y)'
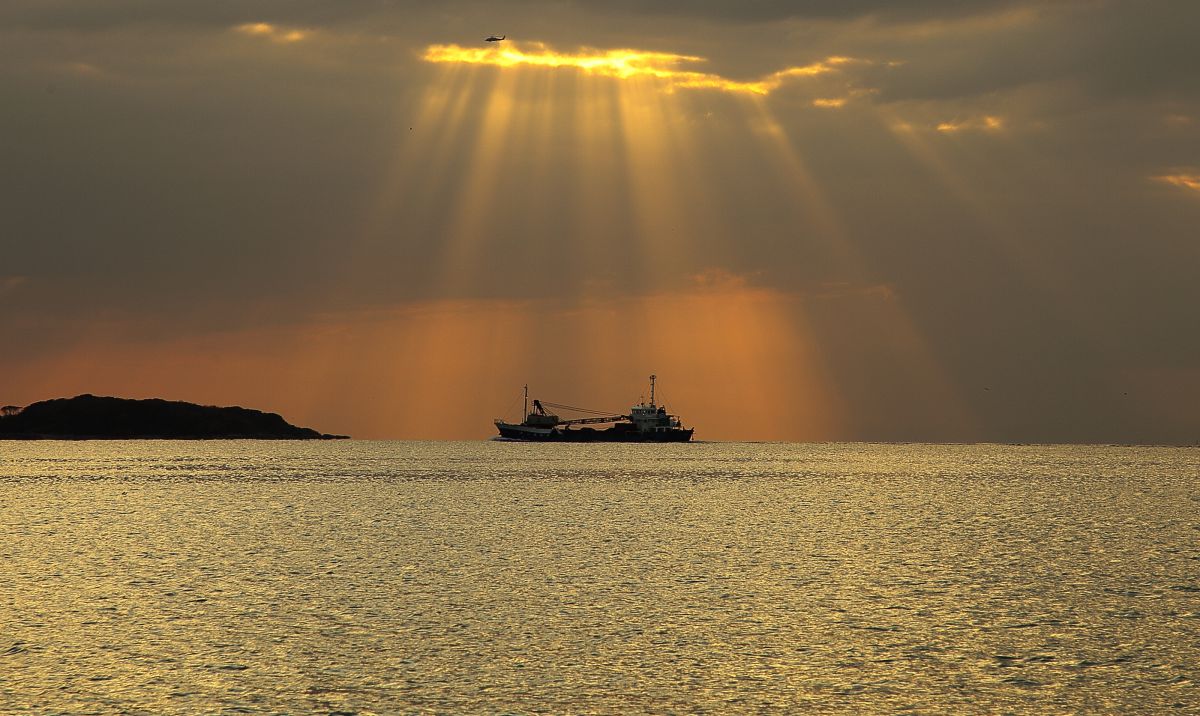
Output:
(1, 441), (1198, 714)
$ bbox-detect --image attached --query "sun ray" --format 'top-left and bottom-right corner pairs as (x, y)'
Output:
(571, 74), (636, 287)
(430, 68), (526, 296)
(398, 66), (493, 221)
(303, 38), (968, 439)
(727, 99), (978, 434)
(613, 74), (722, 283)
(868, 104), (1153, 423)
(879, 106), (1100, 331)
(743, 97), (865, 274)
(357, 64), (484, 248)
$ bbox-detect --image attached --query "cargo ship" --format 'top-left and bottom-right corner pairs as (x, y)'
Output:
(494, 375), (694, 442)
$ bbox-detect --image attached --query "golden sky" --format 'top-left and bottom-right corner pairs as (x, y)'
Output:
(1, 0), (1198, 441)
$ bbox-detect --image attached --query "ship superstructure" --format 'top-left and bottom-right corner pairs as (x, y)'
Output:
(494, 375), (694, 442)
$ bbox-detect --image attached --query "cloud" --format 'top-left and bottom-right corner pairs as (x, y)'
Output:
(861, 1), (1200, 106)
(0, 0), (1032, 31)
(564, 0), (1028, 23)
(233, 22), (309, 43)
(935, 115), (1004, 132)
(0, 1), (385, 31)
(812, 282), (897, 302)
(812, 97), (847, 108)
(0, 276), (27, 295)
(1154, 173), (1200, 194)
(423, 41), (857, 96)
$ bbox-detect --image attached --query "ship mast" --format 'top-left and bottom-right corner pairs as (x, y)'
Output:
(523, 384), (529, 420)
(649, 374), (656, 407)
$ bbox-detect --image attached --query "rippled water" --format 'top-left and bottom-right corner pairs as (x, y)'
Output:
(2, 441), (1198, 714)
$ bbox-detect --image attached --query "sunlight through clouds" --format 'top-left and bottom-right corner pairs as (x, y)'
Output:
(423, 43), (857, 96)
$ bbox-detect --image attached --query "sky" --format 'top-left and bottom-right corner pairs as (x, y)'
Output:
(2, 0), (1198, 442)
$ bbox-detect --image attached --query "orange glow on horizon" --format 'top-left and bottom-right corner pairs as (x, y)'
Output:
(159, 40), (990, 442)
(5, 284), (846, 441)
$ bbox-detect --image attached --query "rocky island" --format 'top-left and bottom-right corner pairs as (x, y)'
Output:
(0, 395), (348, 440)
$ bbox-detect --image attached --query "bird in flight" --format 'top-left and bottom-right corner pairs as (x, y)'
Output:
(485, 35), (506, 42)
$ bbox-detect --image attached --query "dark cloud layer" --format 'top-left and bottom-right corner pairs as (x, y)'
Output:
(0, 0), (1031, 29)
(2, 0), (1198, 441)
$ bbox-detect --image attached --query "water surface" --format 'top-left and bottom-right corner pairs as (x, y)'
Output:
(2, 441), (1198, 714)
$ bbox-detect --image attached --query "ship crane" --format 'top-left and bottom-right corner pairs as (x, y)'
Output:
(558, 414), (629, 426)
(537, 395), (628, 424)
(536, 399), (626, 426)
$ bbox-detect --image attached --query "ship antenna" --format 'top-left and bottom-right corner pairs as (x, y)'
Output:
(649, 374), (656, 407)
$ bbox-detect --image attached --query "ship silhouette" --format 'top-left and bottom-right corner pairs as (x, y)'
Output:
(494, 375), (694, 442)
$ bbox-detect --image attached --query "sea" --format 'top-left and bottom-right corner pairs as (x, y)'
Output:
(2, 441), (1198, 714)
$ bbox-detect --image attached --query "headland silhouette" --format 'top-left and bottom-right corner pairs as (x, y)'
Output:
(0, 395), (348, 440)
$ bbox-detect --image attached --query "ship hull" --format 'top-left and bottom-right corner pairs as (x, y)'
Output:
(495, 422), (694, 443)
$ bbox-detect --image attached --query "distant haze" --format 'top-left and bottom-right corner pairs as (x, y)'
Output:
(2, 1), (1198, 442)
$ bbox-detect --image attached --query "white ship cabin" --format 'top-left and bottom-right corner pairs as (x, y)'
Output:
(628, 375), (682, 433)
(629, 402), (682, 432)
